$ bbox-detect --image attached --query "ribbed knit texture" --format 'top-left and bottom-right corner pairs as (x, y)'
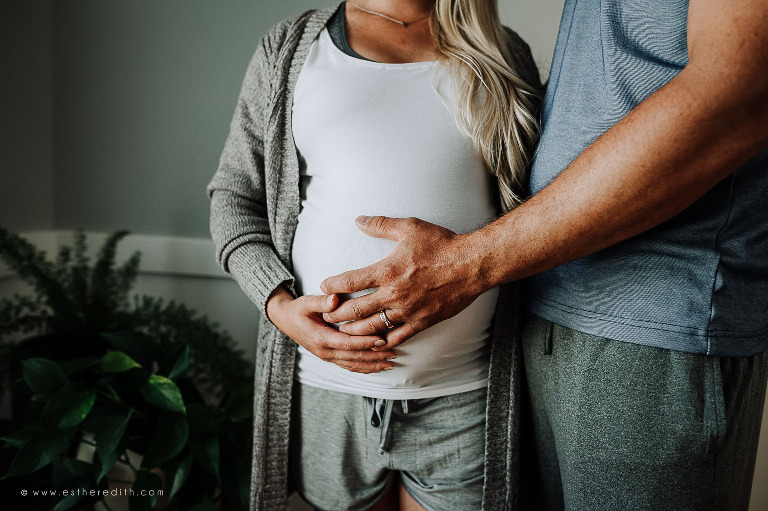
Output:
(208, 9), (335, 509)
(207, 4), (541, 509)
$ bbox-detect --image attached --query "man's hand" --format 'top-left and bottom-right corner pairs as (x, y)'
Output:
(320, 216), (490, 348)
(325, 0), (768, 340)
(266, 286), (396, 373)
(322, 0), (768, 356)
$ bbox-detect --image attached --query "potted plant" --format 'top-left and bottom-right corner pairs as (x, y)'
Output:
(0, 229), (254, 511)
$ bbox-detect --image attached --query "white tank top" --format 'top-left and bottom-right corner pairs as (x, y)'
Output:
(290, 30), (499, 399)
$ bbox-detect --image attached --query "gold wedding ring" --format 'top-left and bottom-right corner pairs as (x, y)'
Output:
(379, 310), (395, 329)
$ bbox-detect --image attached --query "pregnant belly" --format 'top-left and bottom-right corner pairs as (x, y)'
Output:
(292, 214), (498, 393)
(294, 286), (498, 396)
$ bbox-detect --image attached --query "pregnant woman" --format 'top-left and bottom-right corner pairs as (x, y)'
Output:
(207, 1), (541, 509)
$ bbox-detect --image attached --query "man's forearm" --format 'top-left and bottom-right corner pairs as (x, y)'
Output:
(319, 0), (768, 343)
(470, 59), (768, 291)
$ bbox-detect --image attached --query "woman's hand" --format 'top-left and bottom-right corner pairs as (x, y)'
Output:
(266, 286), (396, 373)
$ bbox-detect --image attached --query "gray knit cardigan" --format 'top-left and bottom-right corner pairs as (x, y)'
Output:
(208, 5), (540, 510)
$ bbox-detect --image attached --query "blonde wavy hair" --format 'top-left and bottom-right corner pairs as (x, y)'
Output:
(431, 0), (542, 211)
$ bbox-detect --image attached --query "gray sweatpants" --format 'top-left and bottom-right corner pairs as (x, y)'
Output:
(520, 313), (768, 511)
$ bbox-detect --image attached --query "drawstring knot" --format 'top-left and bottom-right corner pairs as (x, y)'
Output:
(366, 397), (409, 455)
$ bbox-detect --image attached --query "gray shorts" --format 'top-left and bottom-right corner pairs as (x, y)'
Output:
(520, 312), (768, 511)
(289, 383), (487, 511)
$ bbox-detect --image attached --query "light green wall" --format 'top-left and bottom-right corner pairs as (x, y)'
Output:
(1, 1), (54, 231)
(500, 0), (563, 75)
(3, 0), (561, 236)
(51, 0), (327, 237)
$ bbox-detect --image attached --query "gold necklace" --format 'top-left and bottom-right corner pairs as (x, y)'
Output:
(348, 2), (431, 28)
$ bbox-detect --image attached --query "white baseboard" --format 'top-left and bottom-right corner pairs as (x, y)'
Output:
(0, 230), (227, 280)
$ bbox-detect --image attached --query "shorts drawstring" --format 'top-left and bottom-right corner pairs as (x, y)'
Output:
(366, 397), (409, 455)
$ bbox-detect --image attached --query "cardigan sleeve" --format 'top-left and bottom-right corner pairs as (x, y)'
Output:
(207, 21), (297, 317)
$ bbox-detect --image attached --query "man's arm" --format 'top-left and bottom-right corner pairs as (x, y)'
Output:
(321, 0), (768, 346)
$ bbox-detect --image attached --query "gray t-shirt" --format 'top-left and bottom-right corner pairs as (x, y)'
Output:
(527, 0), (768, 356)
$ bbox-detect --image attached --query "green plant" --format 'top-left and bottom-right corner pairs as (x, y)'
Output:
(0, 229), (254, 511)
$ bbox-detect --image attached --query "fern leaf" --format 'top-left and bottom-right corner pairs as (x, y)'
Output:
(115, 252), (141, 305)
(68, 230), (90, 328)
(88, 230), (134, 330)
(0, 228), (76, 325)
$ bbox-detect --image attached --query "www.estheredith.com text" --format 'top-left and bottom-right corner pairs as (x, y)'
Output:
(18, 488), (163, 498)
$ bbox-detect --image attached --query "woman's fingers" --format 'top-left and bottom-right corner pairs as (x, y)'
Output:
(315, 326), (385, 351)
(298, 293), (339, 313)
(313, 338), (396, 373)
(319, 347), (396, 363)
(331, 310), (419, 351)
(333, 313), (417, 351)
(334, 359), (396, 374)
(285, 294), (401, 373)
(323, 291), (383, 324)
(338, 310), (396, 336)
(305, 325), (396, 372)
